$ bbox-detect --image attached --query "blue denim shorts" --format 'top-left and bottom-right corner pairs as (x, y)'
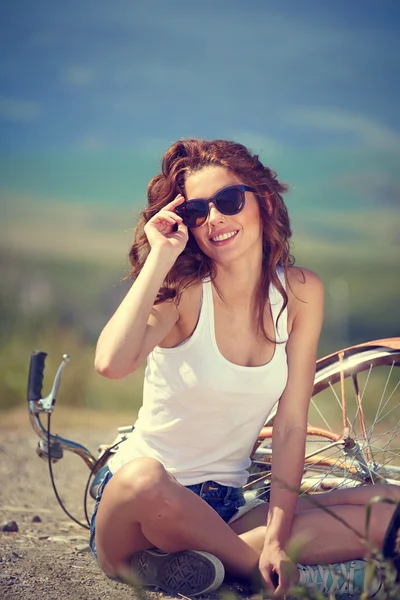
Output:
(89, 466), (246, 560)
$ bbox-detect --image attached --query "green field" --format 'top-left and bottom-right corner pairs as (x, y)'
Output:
(1, 196), (399, 413)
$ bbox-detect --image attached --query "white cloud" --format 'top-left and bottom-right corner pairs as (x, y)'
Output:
(0, 96), (41, 122)
(61, 66), (99, 86)
(288, 107), (400, 151)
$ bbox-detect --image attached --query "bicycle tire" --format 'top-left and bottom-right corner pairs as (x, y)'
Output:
(247, 338), (400, 499)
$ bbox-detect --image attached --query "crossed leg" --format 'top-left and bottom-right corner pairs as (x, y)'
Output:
(232, 484), (400, 563)
(95, 457), (400, 580)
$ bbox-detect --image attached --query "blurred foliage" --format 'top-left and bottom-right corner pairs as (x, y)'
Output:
(0, 239), (145, 413)
(0, 323), (90, 411)
(0, 201), (398, 414)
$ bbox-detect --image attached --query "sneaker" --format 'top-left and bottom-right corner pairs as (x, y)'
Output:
(129, 548), (225, 596)
(297, 559), (382, 598)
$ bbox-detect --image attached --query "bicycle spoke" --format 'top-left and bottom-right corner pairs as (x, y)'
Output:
(373, 362), (395, 423)
(308, 350), (400, 488)
(374, 380), (400, 425)
(309, 399), (333, 431)
(328, 381), (353, 431)
(249, 342), (400, 496)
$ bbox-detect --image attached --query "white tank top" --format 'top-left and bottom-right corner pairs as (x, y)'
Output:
(108, 269), (289, 487)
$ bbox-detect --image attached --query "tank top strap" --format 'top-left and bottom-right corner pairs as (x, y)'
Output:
(269, 267), (288, 343)
(201, 277), (214, 335)
(202, 272), (288, 343)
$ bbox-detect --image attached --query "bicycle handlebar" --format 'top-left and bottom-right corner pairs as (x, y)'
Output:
(27, 352), (97, 470)
(27, 351), (48, 402)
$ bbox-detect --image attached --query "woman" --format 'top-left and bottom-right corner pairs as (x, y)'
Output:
(92, 138), (399, 598)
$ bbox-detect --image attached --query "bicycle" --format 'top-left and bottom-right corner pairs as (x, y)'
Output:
(27, 336), (400, 529)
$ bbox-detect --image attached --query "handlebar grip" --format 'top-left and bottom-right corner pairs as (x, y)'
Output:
(27, 351), (48, 402)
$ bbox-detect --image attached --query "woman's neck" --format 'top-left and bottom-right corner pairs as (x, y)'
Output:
(212, 259), (263, 308)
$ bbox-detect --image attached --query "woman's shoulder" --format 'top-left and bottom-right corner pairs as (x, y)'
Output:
(156, 281), (203, 348)
(285, 266), (324, 299)
(285, 266), (324, 326)
(176, 280), (203, 320)
(286, 267), (324, 335)
(283, 267), (325, 342)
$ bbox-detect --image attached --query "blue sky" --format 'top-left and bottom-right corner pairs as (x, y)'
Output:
(0, 0), (399, 213)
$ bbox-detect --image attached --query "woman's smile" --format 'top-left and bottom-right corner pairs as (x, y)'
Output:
(209, 229), (240, 245)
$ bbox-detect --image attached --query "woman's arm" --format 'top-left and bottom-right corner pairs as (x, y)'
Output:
(94, 196), (187, 379)
(259, 267), (324, 591)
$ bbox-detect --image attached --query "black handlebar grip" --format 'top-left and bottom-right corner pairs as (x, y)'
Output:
(27, 351), (48, 402)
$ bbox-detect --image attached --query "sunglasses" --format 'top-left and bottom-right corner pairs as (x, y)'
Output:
(175, 184), (255, 228)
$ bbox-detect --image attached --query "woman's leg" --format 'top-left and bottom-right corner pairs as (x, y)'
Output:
(96, 463), (400, 579)
(95, 457), (260, 579)
(232, 484), (400, 564)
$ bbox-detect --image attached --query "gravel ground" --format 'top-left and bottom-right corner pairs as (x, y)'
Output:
(1, 425), (143, 600)
(0, 417), (253, 600)
(1, 413), (395, 600)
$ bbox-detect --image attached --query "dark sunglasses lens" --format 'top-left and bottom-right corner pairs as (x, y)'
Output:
(180, 201), (208, 228)
(215, 188), (244, 215)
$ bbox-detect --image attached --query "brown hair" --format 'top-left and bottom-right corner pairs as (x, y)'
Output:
(128, 138), (294, 341)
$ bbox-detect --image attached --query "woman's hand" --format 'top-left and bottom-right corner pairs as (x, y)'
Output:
(144, 195), (188, 259)
(259, 543), (298, 597)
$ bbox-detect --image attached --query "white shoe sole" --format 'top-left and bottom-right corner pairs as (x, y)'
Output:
(130, 549), (225, 596)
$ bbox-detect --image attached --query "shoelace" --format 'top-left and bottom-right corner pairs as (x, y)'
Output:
(298, 561), (356, 594)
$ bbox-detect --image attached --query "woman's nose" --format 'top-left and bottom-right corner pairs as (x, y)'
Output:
(207, 202), (224, 224)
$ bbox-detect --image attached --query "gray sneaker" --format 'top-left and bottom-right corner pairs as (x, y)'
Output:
(129, 549), (225, 596)
(297, 559), (382, 598)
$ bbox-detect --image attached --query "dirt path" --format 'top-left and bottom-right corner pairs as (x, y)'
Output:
(0, 410), (247, 600)
(1, 422), (140, 600)
(1, 409), (386, 600)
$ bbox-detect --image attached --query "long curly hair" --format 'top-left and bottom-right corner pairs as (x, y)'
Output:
(128, 138), (294, 341)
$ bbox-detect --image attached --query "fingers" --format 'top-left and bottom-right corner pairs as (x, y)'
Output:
(273, 568), (296, 598)
(162, 194), (185, 211)
(152, 211), (182, 227)
(274, 580), (288, 597)
(148, 195), (186, 227)
(260, 568), (275, 592)
(175, 221), (188, 234)
(260, 567), (289, 597)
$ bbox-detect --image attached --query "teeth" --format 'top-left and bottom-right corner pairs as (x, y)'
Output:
(212, 231), (237, 242)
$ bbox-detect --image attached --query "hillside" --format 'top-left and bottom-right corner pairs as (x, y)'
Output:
(1, 195), (399, 411)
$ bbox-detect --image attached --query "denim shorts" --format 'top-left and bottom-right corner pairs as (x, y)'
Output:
(89, 466), (246, 560)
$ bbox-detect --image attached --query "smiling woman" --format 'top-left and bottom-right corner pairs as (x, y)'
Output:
(128, 139), (292, 343)
(92, 138), (400, 598)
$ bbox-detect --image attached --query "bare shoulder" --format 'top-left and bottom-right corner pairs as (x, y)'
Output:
(156, 282), (202, 348)
(174, 280), (203, 335)
(176, 280), (203, 314)
(286, 266), (324, 304)
(154, 280), (202, 317)
(285, 267), (324, 334)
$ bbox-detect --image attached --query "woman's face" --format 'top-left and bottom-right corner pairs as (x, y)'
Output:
(184, 166), (263, 264)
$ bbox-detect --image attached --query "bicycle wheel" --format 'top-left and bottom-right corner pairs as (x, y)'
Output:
(246, 338), (400, 499)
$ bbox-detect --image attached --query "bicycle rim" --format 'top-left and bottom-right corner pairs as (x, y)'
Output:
(247, 343), (400, 498)
(303, 345), (400, 493)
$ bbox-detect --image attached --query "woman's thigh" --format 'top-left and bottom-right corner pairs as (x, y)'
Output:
(230, 483), (400, 536)
(94, 458), (255, 578)
(94, 458), (168, 576)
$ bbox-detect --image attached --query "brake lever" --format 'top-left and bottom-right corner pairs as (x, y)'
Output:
(37, 354), (70, 413)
